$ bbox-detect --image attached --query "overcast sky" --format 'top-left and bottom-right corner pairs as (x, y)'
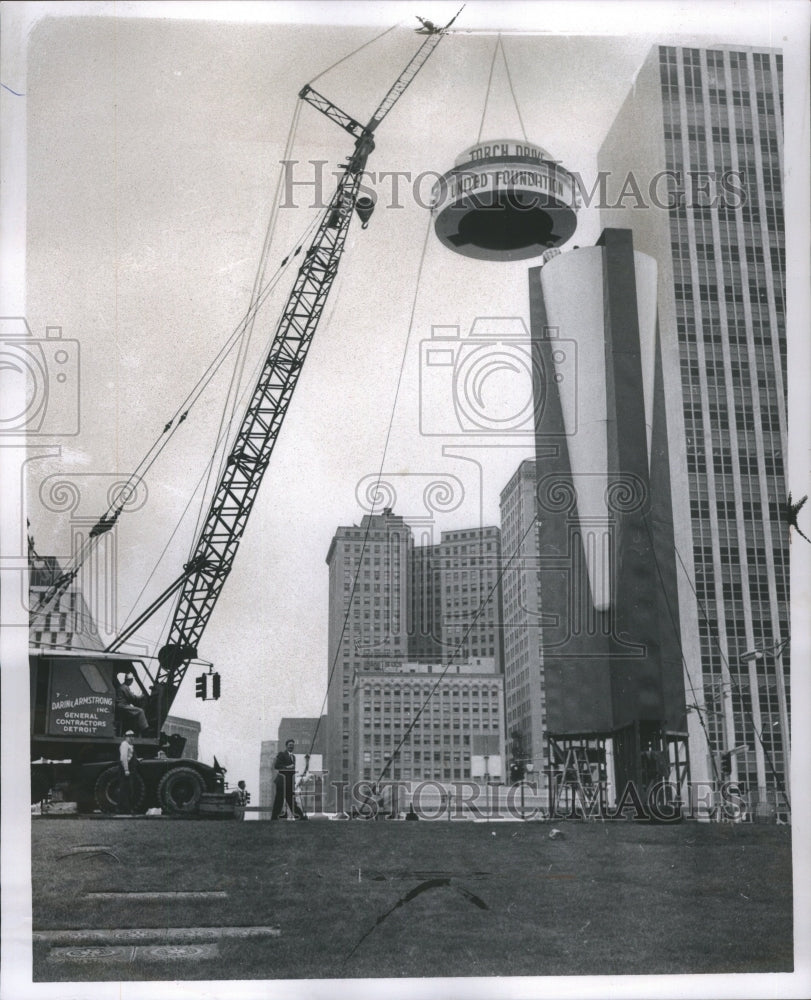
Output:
(6, 0), (809, 804)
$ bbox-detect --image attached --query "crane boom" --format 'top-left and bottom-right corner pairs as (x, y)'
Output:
(367, 27), (445, 130)
(152, 26), (452, 708)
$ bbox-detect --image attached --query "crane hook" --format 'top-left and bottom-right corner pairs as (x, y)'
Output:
(354, 194), (376, 229)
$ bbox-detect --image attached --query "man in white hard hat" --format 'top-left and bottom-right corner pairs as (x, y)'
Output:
(116, 673), (149, 735)
(118, 730), (137, 814)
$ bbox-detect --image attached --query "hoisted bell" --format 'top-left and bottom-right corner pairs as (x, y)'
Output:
(354, 194), (376, 229)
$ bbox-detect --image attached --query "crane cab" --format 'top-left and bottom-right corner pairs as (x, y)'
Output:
(30, 650), (161, 762)
(30, 649), (225, 814)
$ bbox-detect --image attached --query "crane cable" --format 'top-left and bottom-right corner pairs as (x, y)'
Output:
(303, 26), (522, 787)
(373, 513), (541, 790)
(190, 96), (304, 560)
(499, 37), (528, 143)
(113, 210), (326, 649)
(299, 211), (435, 783)
(306, 22), (402, 87)
(30, 203), (324, 628)
(476, 35), (528, 144)
(475, 35), (499, 143)
(38, 25), (411, 628)
(72, 22), (439, 646)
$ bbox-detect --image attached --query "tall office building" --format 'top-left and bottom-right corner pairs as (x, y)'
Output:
(598, 45), (789, 806)
(325, 509), (412, 795)
(327, 512), (504, 794)
(500, 460), (546, 781)
(410, 527), (504, 670)
(436, 527), (504, 670)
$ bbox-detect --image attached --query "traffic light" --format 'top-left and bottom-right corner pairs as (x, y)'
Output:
(720, 751), (732, 777)
(211, 672), (221, 700)
(245, 791), (251, 805)
(510, 760), (526, 783)
(195, 674), (207, 699)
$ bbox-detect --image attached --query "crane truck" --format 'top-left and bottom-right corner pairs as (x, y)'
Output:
(29, 15), (459, 816)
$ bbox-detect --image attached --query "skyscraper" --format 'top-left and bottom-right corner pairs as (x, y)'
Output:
(409, 540), (443, 663)
(436, 527), (504, 671)
(598, 45), (789, 809)
(499, 460), (546, 781)
(410, 527), (504, 670)
(325, 508), (412, 794)
(326, 512), (504, 794)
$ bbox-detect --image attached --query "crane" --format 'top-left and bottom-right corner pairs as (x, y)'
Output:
(130, 14), (459, 718)
(30, 14), (460, 816)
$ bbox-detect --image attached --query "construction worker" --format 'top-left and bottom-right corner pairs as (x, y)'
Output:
(118, 730), (137, 814)
(116, 673), (149, 735)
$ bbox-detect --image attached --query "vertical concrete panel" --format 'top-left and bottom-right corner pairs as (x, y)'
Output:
(649, 326), (689, 733)
(539, 249), (610, 610)
(598, 229), (663, 730)
(529, 266), (613, 736)
(634, 252), (659, 467)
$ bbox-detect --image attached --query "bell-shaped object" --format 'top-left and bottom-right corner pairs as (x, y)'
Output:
(354, 194), (376, 229)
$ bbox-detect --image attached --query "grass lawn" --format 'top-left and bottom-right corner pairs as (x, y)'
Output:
(31, 817), (793, 981)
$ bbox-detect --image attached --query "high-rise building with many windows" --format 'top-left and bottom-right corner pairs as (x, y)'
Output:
(435, 527), (504, 671)
(499, 460), (546, 782)
(326, 513), (504, 793)
(325, 509), (412, 796)
(598, 44), (789, 809)
(352, 658), (504, 785)
(409, 527), (504, 669)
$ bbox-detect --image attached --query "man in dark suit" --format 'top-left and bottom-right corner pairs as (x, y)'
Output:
(271, 739), (305, 820)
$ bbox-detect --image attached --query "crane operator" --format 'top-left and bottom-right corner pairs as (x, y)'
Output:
(116, 673), (149, 735)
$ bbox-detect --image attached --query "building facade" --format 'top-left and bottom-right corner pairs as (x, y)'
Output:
(352, 659), (504, 785)
(29, 552), (104, 651)
(409, 541), (443, 662)
(410, 527), (504, 670)
(598, 44), (789, 807)
(499, 460), (547, 781)
(326, 511), (505, 795)
(436, 527), (504, 670)
(529, 230), (687, 802)
(325, 509), (413, 795)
